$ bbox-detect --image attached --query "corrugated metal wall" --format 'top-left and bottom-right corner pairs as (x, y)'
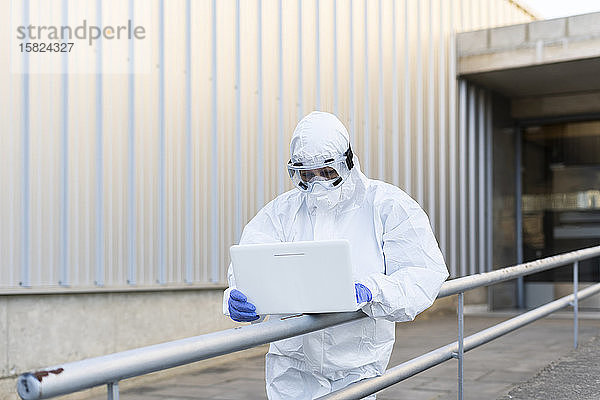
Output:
(0, 0), (534, 290)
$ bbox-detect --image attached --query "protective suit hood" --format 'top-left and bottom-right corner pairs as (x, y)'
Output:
(290, 111), (367, 212)
(290, 111), (350, 165)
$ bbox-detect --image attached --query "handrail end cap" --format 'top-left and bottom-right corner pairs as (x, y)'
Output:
(17, 373), (42, 400)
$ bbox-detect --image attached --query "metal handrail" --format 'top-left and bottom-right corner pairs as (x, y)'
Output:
(317, 283), (600, 400)
(17, 311), (365, 399)
(16, 245), (600, 400)
(438, 245), (600, 297)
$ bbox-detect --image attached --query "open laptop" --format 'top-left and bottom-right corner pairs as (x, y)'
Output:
(230, 240), (359, 314)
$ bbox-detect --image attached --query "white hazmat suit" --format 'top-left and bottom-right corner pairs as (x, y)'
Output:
(223, 112), (449, 399)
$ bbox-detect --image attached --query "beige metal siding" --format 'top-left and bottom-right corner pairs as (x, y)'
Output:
(0, 0), (534, 290)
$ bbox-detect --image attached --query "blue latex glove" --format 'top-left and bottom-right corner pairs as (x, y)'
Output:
(228, 289), (260, 322)
(355, 283), (372, 303)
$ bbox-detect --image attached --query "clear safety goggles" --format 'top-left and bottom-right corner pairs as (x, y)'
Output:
(287, 154), (352, 192)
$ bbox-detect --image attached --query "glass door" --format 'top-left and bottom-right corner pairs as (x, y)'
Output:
(521, 121), (600, 283)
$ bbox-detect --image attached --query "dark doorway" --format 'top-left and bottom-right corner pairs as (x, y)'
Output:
(521, 120), (600, 283)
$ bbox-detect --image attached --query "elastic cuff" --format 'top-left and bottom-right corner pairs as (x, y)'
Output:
(361, 274), (381, 302)
(223, 287), (234, 316)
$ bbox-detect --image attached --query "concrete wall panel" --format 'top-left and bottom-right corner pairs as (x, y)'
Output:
(7, 294), (115, 373)
(459, 12), (600, 77)
(490, 24), (527, 48)
(568, 12), (600, 37)
(458, 30), (489, 54)
(4, 290), (234, 378)
(112, 290), (233, 352)
(529, 19), (566, 41)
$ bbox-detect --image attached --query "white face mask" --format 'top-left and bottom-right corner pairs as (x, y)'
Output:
(307, 184), (343, 210)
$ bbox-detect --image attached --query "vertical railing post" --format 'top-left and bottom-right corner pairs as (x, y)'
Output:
(107, 382), (119, 400)
(573, 260), (579, 349)
(457, 291), (464, 400)
(515, 125), (524, 309)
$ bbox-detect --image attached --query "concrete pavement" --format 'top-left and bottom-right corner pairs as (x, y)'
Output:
(500, 334), (600, 400)
(85, 313), (600, 400)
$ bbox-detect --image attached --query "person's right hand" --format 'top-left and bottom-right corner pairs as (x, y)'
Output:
(228, 289), (260, 322)
(355, 282), (372, 303)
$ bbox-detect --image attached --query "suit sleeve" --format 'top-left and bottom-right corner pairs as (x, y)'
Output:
(361, 192), (449, 322)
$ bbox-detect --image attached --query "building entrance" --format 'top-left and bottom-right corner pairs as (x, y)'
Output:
(521, 120), (600, 284)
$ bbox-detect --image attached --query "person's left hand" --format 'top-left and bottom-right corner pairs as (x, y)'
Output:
(355, 283), (372, 303)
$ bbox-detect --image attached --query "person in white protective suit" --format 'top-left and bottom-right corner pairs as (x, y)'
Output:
(223, 111), (449, 399)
